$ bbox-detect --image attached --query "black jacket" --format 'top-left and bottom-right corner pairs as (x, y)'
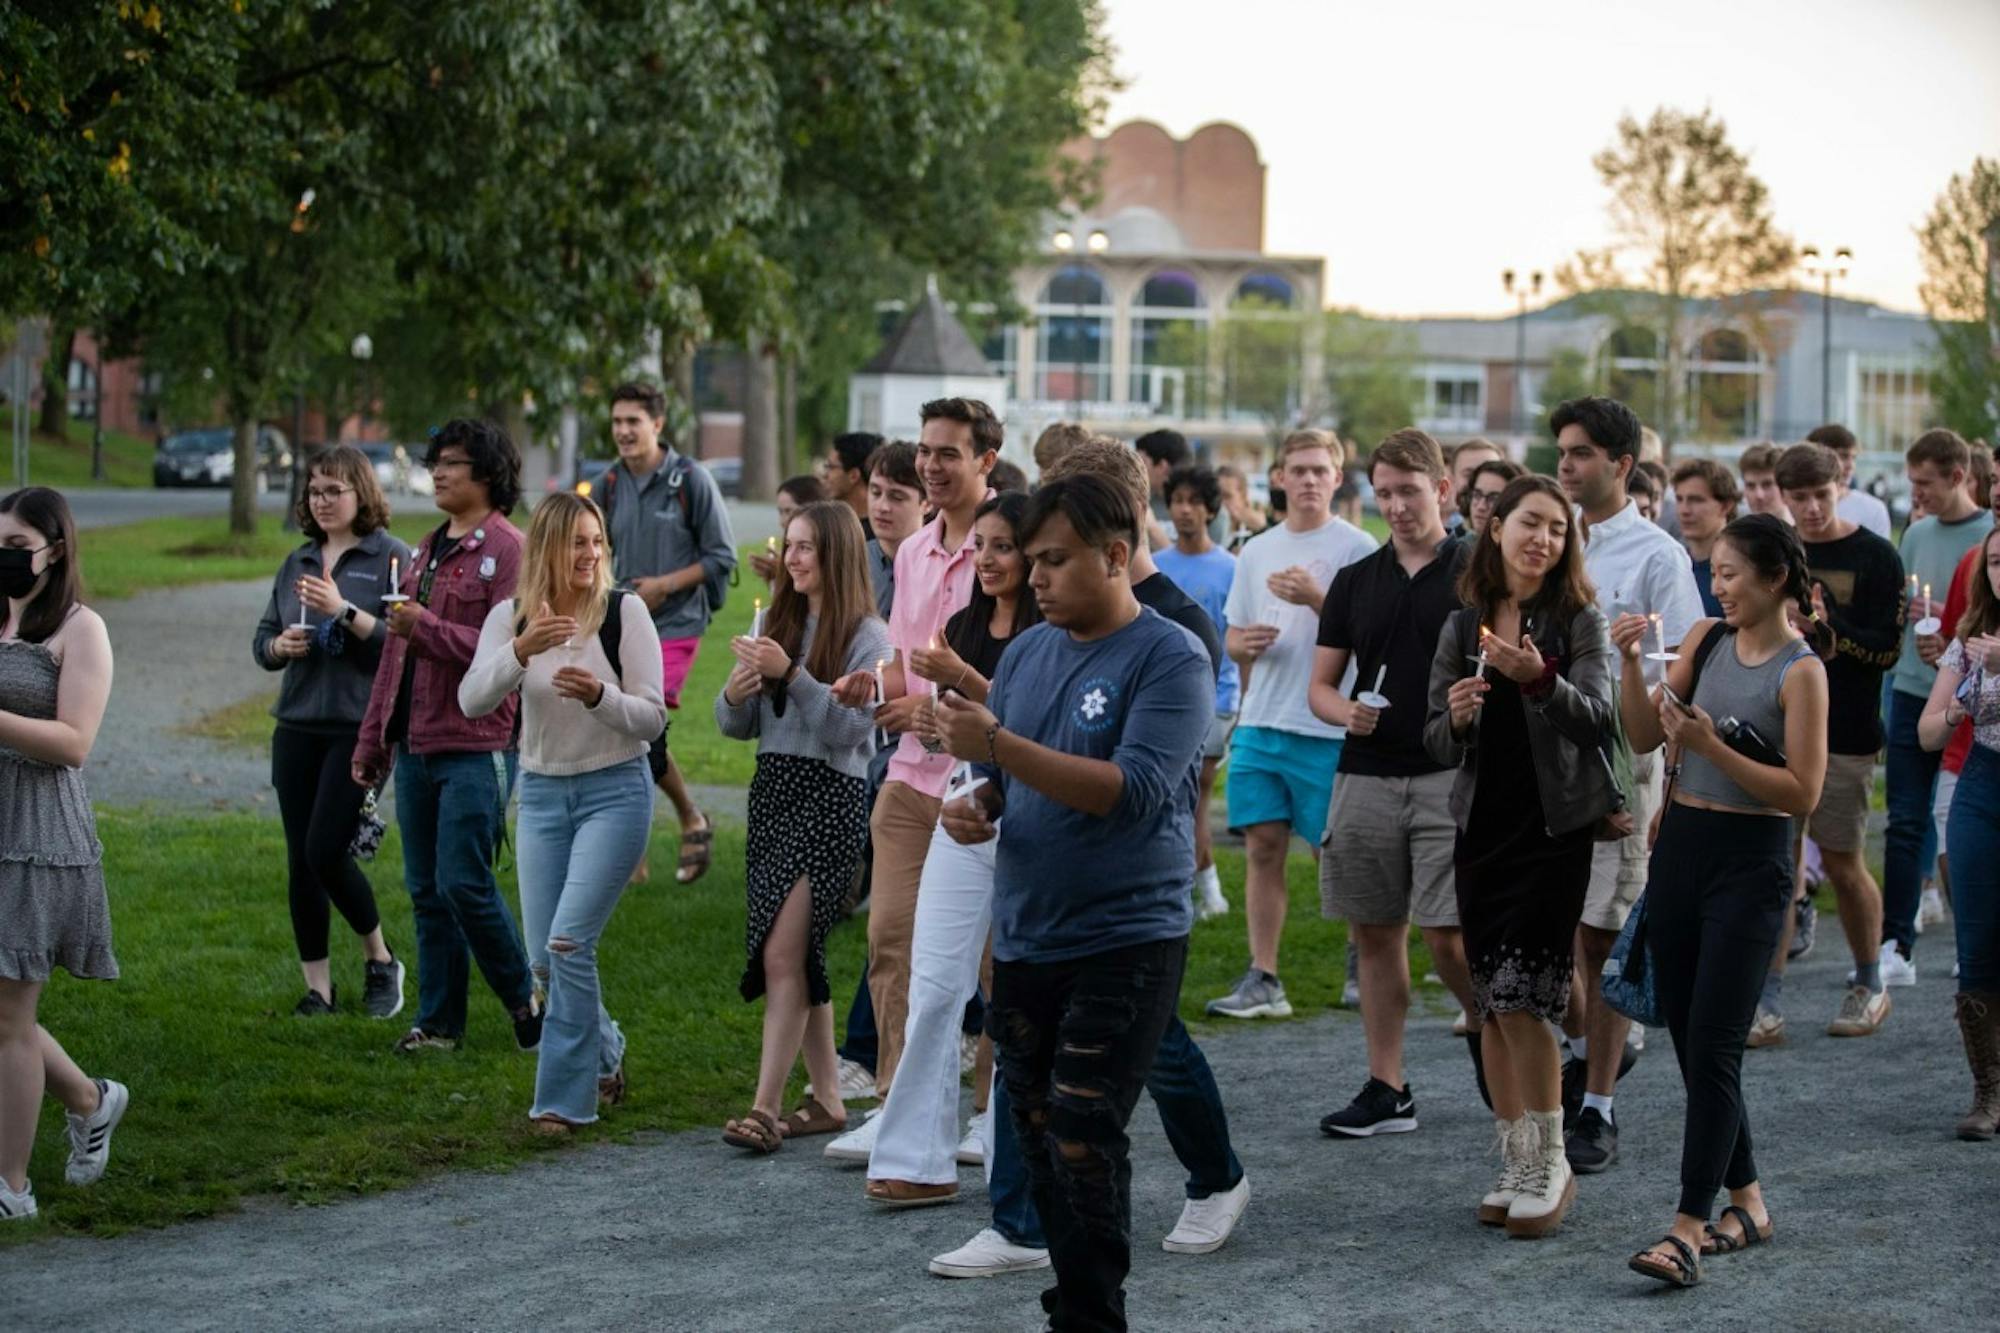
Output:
(252, 528), (411, 728)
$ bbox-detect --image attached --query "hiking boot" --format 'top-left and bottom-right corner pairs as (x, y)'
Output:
(1954, 992), (2000, 1142)
(1505, 1110), (1575, 1238)
(1206, 969), (1292, 1020)
(1318, 1076), (1417, 1138)
(1827, 985), (1891, 1037)
(928, 1227), (1050, 1278)
(1787, 896), (1816, 961)
(1479, 1116), (1533, 1226)
(1564, 1106), (1617, 1174)
(362, 955), (406, 1021)
(64, 1078), (129, 1186)
(292, 986), (336, 1017)
(1746, 1006), (1787, 1049)
(1162, 1176), (1251, 1254)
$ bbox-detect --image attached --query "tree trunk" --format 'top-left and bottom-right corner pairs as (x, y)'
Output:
(660, 331), (697, 453)
(37, 321), (74, 441)
(780, 352), (797, 477)
(229, 412), (259, 536)
(742, 338), (779, 501)
(499, 395), (544, 506)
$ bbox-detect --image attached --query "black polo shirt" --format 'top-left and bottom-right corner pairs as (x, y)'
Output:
(1316, 534), (1467, 777)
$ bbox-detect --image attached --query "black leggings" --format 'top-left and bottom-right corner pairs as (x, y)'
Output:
(1646, 803), (1792, 1219)
(271, 725), (382, 962)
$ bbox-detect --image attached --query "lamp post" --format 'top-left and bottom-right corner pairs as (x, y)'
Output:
(350, 333), (373, 441)
(1052, 226), (1109, 419)
(1502, 268), (1542, 436)
(1800, 245), (1851, 423)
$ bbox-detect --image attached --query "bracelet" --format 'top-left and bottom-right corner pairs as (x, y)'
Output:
(984, 723), (1000, 766)
(954, 664), (970, 693)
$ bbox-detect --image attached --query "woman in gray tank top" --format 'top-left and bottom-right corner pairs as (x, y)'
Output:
(1608, 514), (1831, 1288)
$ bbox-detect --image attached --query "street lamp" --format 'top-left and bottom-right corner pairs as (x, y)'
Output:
(1502, 268), (1543, 434)
(1051, 227), (1109, 417)
(1800, 245), (1851, 423)
(350, 332), (373, 443)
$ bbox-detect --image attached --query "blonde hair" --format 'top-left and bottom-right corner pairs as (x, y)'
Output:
(1033, 421), (1093, 475)
(515, 492), (614, 640)
(1279, 428), (1343, 467)
(1040, 436), (1151, 517)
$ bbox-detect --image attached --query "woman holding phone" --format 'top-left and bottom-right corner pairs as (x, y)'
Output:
(1613, 513), (1829, 1287)
(461, 492), (665, 1132)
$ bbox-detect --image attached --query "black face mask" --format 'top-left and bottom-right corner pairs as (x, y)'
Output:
(0, 546), (47, 599)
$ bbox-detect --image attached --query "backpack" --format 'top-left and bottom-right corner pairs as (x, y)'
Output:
(594, 589), (671, 782)
(598, 454), (735, 615)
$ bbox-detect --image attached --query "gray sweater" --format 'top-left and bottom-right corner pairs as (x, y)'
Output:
(714, 614), (892, 779)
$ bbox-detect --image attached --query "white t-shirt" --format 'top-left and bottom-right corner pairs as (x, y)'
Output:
(1838, 487), (1892, 541)
(1224, 515), (1377, 738)
(1581, 499), (1704, 690)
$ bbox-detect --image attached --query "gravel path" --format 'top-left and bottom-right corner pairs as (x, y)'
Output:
(6, 938), (1989, 1331)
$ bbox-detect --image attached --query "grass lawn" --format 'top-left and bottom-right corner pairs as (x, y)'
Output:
(81, 513), (443, 601)
(12, 808), (1385, 1242)
(21, 427), (160, 490)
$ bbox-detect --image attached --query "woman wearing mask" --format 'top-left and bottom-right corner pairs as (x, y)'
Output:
(1616, 513), (1829, 1287)
(1425, 475), (1617, 1241)
(863, 492), (1041, 1205)
(0, 488), (127, 1222)
(252, 444), (411, 1018)
(461, 492), (666, 1132)
(716, 501), (889, 1152)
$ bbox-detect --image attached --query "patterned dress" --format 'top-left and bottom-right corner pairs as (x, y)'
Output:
(1453, 669), (1592, 1022)
(0, 637), (117, 981)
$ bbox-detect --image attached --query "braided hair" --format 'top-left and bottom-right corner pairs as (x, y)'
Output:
(1717, 512), (1834, 656)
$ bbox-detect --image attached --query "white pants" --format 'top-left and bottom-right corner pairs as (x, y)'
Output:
(867, 820), (996, 1184)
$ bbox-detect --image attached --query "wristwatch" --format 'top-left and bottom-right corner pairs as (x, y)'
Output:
(340, 601), (360, 626)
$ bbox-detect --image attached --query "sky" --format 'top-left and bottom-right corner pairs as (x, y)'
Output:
(1096, 0), (2000, 319)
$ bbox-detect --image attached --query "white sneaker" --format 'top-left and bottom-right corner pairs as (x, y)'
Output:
(956, 1110), (989, 1166)
(0, 1178), (36, 1222)
(1194, 866), (1229, 919)
(64, 1078), (128, 1186)
(824, 1106), (883, 1162)
(1162, 1175), (1250, 1254)
(1627, 1023), (1646, 1053)
(1920, 886), (1947, 929)
(928, 1227), (1051, 1278)
(806, 1057), (876, 1102)
(1882, 946), (1918, 988)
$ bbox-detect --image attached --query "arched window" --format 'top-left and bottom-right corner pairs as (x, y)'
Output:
(1235, 272), (1295, 308)
(1131, 269), (1209, 413)
(1687, 327), (1762, 441)
(1035, 264), (1112, 405)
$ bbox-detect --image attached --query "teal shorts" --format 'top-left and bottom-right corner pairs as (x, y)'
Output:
(1225, 725), (1343, 843)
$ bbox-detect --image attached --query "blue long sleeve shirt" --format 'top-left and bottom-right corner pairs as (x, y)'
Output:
(978, 607), (1213, 964)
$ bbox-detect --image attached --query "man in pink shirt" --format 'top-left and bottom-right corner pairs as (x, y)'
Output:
(822, 398), (998, 1161)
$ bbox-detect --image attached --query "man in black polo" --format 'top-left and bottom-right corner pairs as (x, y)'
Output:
(1309, 428), (1480, 1137)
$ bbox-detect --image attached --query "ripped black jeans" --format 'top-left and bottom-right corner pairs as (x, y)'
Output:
(989, 936), (1188, 1333)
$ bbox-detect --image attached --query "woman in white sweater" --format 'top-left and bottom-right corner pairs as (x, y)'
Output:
(461, 493), (665, 1133)
(716, 501), (890, 1153)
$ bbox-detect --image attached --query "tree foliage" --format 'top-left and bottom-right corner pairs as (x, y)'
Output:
(1916, 156), (2000, 443)
(1321, 308), (1423, 451)
(1557, 107), (1794, 448)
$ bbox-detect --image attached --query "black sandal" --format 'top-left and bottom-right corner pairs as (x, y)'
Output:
(1628, 1234), (1701, 1287)
(1702, 1203), (1774, 1255)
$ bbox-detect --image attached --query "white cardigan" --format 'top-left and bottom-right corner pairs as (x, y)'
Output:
(459, 595), (667, 777)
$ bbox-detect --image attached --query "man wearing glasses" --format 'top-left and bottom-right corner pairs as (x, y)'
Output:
(354, 419), (542, 1056)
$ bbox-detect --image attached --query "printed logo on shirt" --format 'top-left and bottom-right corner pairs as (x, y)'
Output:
(1073, 677), (1121, 734)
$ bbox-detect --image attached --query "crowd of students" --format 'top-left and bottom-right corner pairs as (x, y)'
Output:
(2, 386), (1997, 1327)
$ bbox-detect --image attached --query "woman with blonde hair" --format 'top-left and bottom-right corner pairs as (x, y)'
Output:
(716, 500), (890, 1152)
(253, 443), (411, 1018)
(461, 491), (665, 1132)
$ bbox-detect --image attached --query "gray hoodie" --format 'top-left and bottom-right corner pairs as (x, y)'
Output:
(253, 528), (412, 728)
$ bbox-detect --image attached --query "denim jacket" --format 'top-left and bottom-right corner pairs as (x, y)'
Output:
(253, 528), (411, 728)
(1423, 602), (1618, 838)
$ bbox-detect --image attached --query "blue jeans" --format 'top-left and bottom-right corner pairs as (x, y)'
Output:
(394, 748), (531, 1038)
(1883, 689), (1941, 957)
(989, 1014), (1244, 1250)
(517, 758), (652, 1122)
(1947, 746), (2000, 994)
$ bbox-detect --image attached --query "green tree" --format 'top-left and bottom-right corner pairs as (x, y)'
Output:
(1558, 107), (1794, 451)
(1538, 345), (1601, 415)
(1321, 308), (1422, 450)
(1917, 157), (2000, 443)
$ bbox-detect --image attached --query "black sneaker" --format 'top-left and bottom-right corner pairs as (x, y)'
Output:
(1565, 1105), (1618, 1173)
(1318, 1077), (1417, 1137)
(1560, 1055), (1586, 1129)
(513, 993), (545, 1051)
(363, 955), (407, 1021)
(293, 986), (336, 1017)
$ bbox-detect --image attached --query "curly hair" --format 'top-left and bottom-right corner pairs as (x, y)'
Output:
(423, 418), (522, 514)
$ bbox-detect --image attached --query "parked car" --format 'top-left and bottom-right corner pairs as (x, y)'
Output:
(153, 426), (293, 490)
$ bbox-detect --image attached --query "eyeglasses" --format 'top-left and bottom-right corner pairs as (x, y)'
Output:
(306, 486), (353, 503)
(429, 456), (473, 473)
(1470, 490), (1506, 508)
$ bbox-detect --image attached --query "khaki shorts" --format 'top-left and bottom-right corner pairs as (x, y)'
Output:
(1583, 751), (1661, 933)
(1319, 770), (1459, 928)
(1202, 711), (1238, 763)
(1805, 752), (1876, 854)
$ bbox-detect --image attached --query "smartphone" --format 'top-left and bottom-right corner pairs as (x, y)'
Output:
(1660, 681), (1695, 716)
(1956, 668), (1982, 707)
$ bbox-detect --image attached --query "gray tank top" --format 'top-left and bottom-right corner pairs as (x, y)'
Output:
(1676, 630), (1814, 809)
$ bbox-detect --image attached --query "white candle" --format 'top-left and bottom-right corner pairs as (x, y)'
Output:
(1370, 663), (1386, 696)
(1923, 582), (1932, 610)
(1650, 612), (1665, 660)
(750, 597), (764, 639)
(389, 557), (400, 591)
(873, 658), (887, 707)
(1475, 625), (1492, 679)
(296, 598), (310, 631)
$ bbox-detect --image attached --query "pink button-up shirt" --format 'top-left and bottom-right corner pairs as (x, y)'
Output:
(884, 502), (988, 797)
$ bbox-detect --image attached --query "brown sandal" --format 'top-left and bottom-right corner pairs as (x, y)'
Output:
(530, 1113), (581, 1138)
(778, 1098), (845, 1138)
(598, 1064), (627, 1107)
(722, 1107), (782, 1154)
(676, 819), (714, 884)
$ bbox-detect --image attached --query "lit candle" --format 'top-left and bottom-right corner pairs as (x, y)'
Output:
(873, 658), (887, 707)
(750, 597), (764, 639)
(389, 557), (400, 591)
(1476, 624), (1493, 679)
(766, 535), (778, 557)
(1923, 582), (1932, 610)
(1909, 573), (1920, 603)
